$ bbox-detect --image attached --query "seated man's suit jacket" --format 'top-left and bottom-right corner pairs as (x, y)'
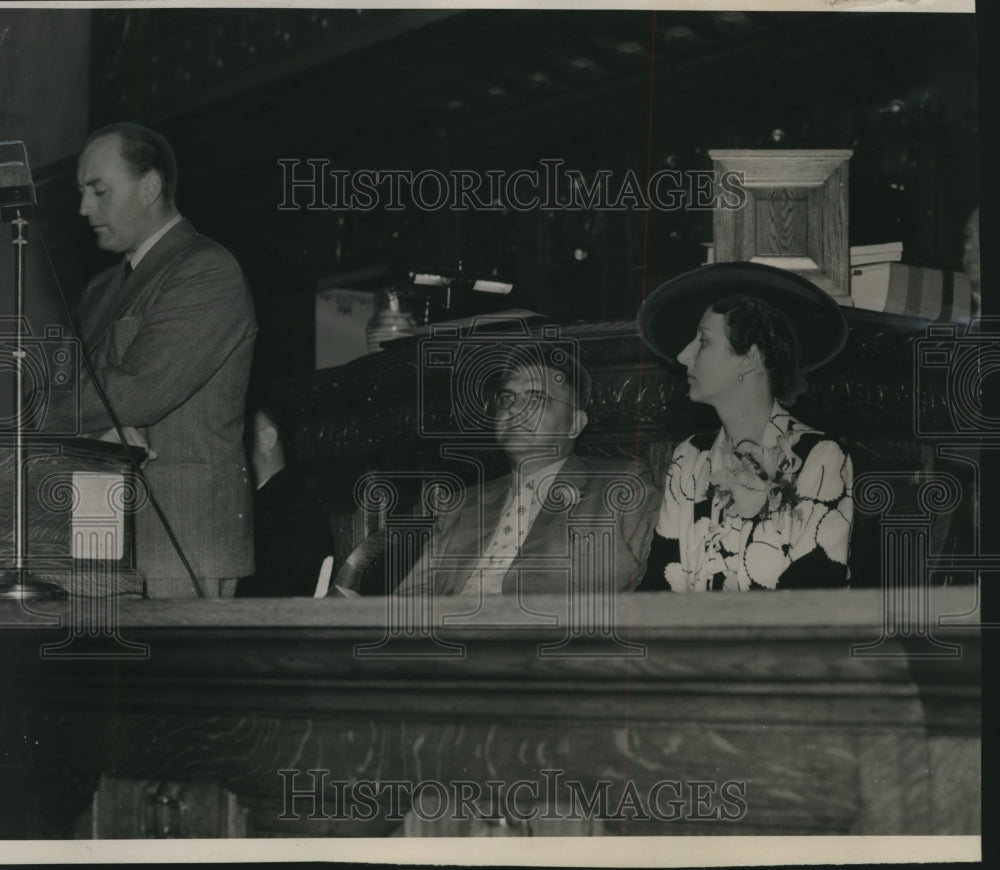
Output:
(236, 467), (335, 598)
(49, 219), (258, 585)
(396, 454), (661, 596)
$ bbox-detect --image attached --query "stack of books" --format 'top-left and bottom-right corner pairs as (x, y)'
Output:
(849, 242), (973, 322)
(850, 242), (904, 267)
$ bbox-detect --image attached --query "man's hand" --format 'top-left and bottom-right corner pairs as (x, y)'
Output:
(92, 426), (159, 468)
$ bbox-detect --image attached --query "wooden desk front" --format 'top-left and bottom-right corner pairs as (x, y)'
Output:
(0, 589), (980, 838)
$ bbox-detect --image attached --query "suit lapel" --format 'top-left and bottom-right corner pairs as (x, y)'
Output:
(435, 473), (510, 594)
(455, 475), (509, 559)
(509, 455), (586, 570)
(79, 266), (125, 341)
(511, 453), (588, 568)
(85, 219), (199, 347)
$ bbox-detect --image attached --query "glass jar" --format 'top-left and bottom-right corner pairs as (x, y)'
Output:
(366, 288), (418, 353)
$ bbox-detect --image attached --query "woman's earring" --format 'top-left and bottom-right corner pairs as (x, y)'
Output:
(738, 373), (744, 382)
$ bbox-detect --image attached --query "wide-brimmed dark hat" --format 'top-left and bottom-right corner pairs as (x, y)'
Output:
(638, 262), (848, 370)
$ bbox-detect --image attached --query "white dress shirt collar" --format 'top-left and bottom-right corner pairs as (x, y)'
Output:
(127, 213), (183, 270)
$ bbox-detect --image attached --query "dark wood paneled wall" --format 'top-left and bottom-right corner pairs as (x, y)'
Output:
(24, 10), (979, 383)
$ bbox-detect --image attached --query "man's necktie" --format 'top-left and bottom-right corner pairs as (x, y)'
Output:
(122, 260), (133, 283)
(459, 479), (538, 596)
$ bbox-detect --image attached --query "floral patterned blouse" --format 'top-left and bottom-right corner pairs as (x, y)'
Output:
(639, 403), (853, 591)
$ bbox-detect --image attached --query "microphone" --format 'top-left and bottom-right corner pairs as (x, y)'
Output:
(0, 140), (37, 222)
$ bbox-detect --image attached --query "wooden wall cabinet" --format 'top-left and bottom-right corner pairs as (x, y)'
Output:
(709, 149), (853, 298)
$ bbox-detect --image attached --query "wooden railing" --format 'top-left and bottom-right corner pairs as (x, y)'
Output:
(0, 589), (980, 838)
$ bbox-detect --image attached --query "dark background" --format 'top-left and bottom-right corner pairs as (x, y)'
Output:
(0, 7), (992, 855)
(24, 8), (979, 381)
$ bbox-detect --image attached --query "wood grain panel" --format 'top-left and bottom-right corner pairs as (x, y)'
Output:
(929, 736), (981, 835)
(0, 591), (980, 837)
(0, 439), (143, 594)
(709, 149), (850, 296)
(754, 193), (808, 256)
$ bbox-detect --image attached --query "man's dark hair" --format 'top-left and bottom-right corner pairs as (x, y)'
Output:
(253, 396), (293, 442)
(497, 341), (592, 410)
(84, 122), (178, 205)
(244, 376), (293, 444)
(244, 388), (311, 482)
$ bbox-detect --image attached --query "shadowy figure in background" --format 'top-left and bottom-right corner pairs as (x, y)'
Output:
(237, 400), (334, 597)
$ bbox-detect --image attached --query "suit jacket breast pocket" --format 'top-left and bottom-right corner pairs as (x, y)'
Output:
(108, 317), (139, 362)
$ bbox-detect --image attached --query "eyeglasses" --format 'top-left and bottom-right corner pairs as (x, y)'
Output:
(488, 389), (575, 415)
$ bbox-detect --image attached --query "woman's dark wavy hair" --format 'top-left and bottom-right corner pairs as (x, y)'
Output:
(710, 293), (807, 405)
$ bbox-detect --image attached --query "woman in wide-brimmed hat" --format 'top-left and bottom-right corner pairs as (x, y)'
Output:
(637, 262), (853, 592)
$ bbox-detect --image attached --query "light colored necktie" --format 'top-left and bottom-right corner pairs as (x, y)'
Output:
(463, 479), (536, 596)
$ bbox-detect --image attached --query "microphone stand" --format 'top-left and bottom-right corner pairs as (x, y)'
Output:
(0, 209), (68, 599)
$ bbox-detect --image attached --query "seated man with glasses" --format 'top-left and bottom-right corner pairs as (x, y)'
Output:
(396, 342), (661, 597)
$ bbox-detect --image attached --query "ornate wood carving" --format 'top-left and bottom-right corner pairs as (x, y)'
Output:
(280, 311), (952, 487)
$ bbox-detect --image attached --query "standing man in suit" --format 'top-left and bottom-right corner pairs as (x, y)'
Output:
(52, 122), (257, 598)
(396, 342), (660, 597)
